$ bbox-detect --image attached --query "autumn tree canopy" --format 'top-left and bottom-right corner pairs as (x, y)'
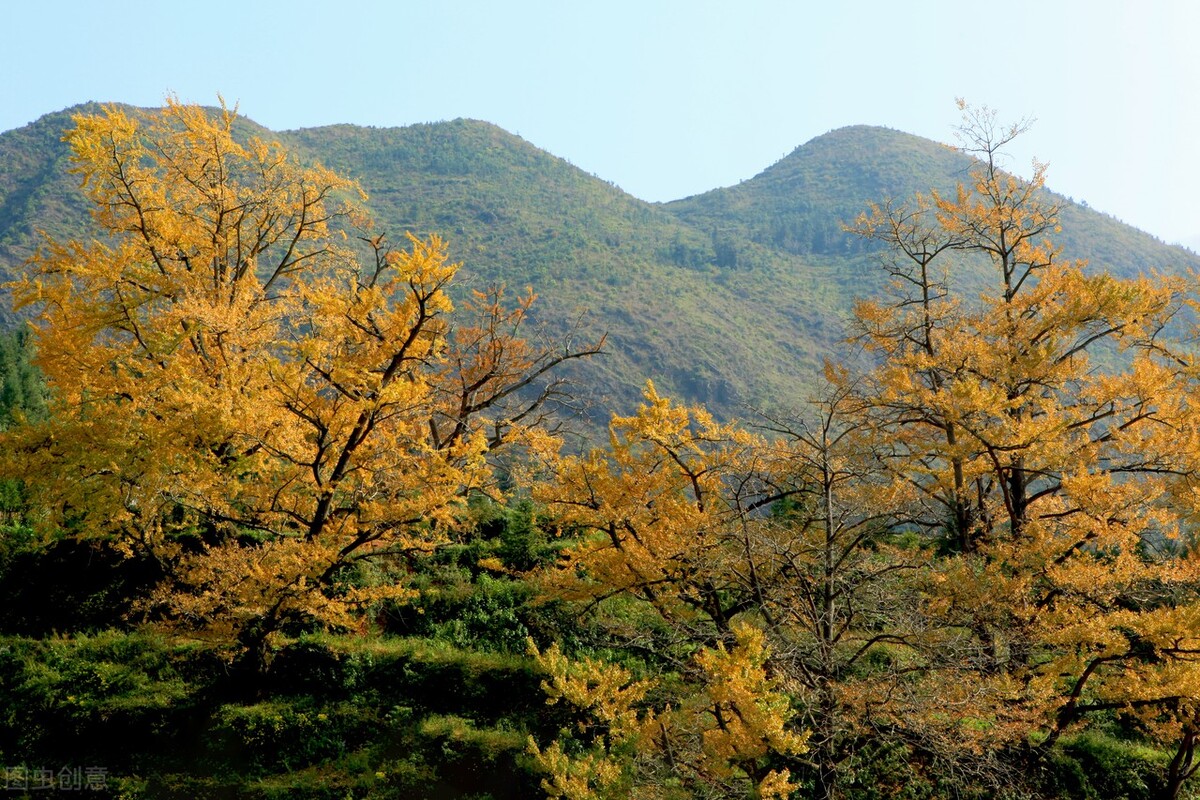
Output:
(8, 99), (600, 658)
(846, 102), (1200, 789)
(525, 104), (1200, 800)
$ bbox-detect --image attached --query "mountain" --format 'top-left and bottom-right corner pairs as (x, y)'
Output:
(0, 107), (96, 271)
(668, 124), (1197, 281)
(2, 108), (1198, 423)
(275, 118), (872, 416)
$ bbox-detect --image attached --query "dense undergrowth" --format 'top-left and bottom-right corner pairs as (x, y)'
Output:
(0, 452), (1188, 800)
(0, 518), (1189, 800)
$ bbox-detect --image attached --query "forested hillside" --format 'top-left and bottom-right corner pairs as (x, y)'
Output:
(2, 105), (1196, 422)
(3, 101), (1200, 800)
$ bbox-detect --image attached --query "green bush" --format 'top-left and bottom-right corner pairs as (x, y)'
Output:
(0, 631), (194, 766)
(1041, 731), (1175, 800)
(209, 701), (363, 775)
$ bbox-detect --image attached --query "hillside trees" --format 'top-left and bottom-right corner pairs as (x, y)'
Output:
(9, 95), (1200, 799)
(848, 102), (1200, 788)
(528, 379), (937, 799)
(525, 101), (1200, 798)
(0, 329), (46, 430)
(520, 102), (1200, 799)
(528, 386), (813, 797)
(5, 99), (600, 663)
(749, 377), (931, 800)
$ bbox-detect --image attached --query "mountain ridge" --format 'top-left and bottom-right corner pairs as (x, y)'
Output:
(2, 105), (1196, 422)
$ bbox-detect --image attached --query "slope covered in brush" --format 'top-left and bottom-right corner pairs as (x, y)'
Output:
(1, 111), (1195, 422)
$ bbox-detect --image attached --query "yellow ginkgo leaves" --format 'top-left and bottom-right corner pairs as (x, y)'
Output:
(8, 101), (600, 660)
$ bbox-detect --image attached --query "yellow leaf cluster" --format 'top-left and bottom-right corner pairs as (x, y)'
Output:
(5, 100), (598, 651)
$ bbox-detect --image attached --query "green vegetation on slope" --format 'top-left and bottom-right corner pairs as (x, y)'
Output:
(2, 102), (1200, 800)
(1, 108), (1196, 422)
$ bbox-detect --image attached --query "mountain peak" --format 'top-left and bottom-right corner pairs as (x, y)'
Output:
(2, 104), (1198, 423)
(751, 124), (967, 193)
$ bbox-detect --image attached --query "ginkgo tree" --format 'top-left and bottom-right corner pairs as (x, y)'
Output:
(527, 384), (813, 798)
(848, 101), (1200, 791)
(528, 379), (931, 799)
(7, 99), (600, 664)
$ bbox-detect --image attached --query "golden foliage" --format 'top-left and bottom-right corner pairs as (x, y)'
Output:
(689, 623), (809, 771)
(527, 639), (652, 800)
(528, 625), (807, 800)
(6, 100), (599, 650)
(846, 103), (1200, 770)
(531, 381), (765, 625)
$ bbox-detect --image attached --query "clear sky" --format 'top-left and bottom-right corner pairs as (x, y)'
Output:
(4, 1), (1198, 245)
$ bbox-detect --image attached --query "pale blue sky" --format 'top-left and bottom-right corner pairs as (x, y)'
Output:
(4, 1), (1198, 244)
